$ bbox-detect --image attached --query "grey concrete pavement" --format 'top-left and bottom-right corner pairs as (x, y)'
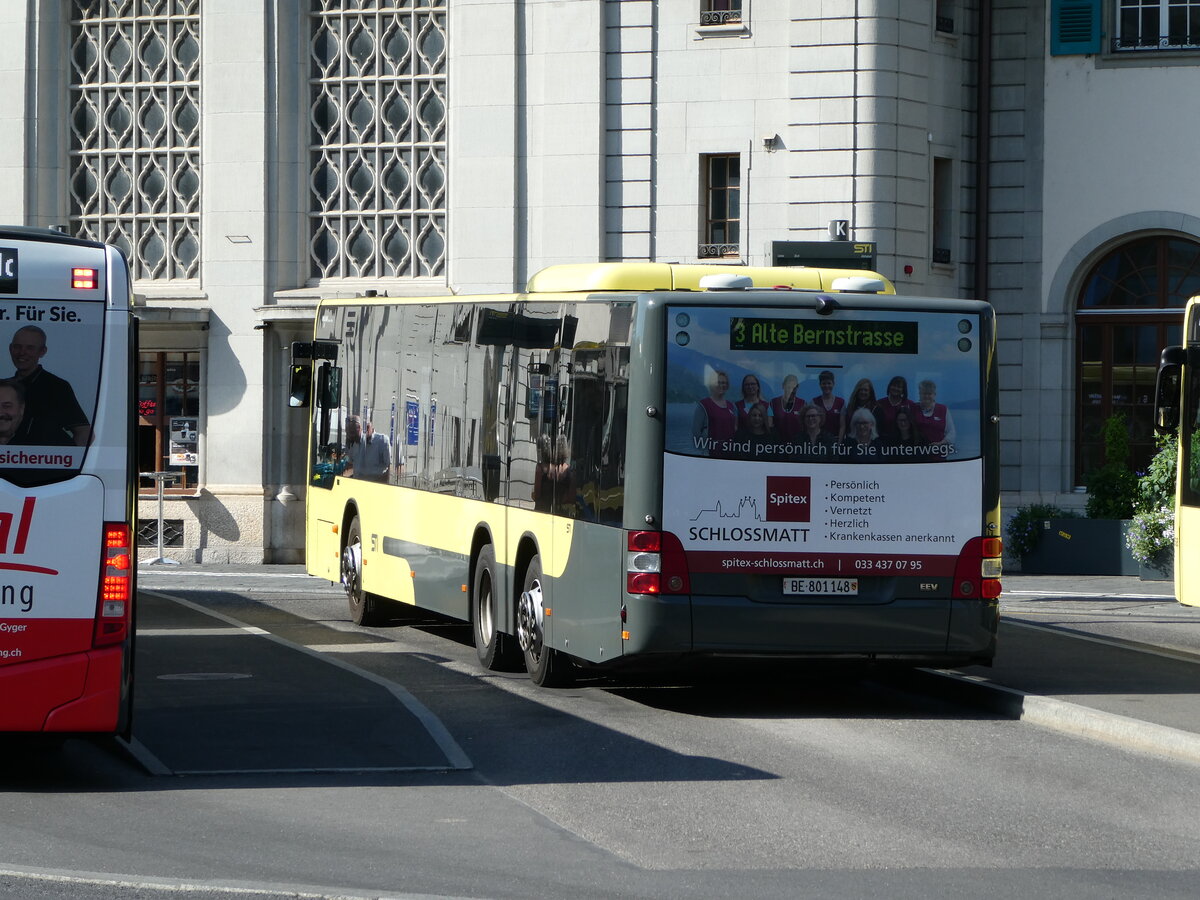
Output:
(137, 565), (1200, 765)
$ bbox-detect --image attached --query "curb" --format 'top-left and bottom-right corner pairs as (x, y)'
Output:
(914, 668), (1200, 766)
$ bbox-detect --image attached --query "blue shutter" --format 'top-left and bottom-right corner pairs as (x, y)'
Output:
(1051, 0), (1102, 55)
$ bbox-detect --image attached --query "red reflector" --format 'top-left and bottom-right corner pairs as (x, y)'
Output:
(627, 572), (661, 594)
(982, 537), (1003, 558)
(72, 267), (98, 289)
(982, 578), (1002, 599)
(627, 531), (662, 552)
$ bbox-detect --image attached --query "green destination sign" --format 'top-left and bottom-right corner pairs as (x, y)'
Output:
(730, 317), (919, 354)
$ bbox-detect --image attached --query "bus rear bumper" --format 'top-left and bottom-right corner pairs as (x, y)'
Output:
(623, 593), (997, 666)
(0, 647), (123, 733)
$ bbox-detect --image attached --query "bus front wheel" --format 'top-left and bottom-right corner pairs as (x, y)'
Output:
(518, 555), (573, 687)
(343, 516), (386, 627)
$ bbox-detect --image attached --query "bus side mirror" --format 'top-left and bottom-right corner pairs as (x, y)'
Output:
(316, 364), (342, 408)
(289, 364), (312, 408)
(1153, 345), (1185, 435)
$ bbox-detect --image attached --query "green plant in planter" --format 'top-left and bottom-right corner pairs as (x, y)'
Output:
(1005, 504), (1077, 559)
(1085, 414), (1138, 519)
(1125, 433), (1177, 566)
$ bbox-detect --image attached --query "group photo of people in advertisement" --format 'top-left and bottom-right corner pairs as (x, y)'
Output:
(666, 306), (982, 464)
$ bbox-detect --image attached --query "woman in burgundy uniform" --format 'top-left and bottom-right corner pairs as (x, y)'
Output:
(691, 369), (739, 455)
(735, 373), (771, 430)
(811, 369), (845, 438)
(874, 375), (917, 440)
(770, 373), (804, 440)
(913, 378), (956, 449)
(840, 377), (878, 438)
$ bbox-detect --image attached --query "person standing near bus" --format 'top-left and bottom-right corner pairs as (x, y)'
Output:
(692, 369), (738, 455)
(345, 414), (391, 482)
(811, 370), (846, 438)
(8, 325), (91, 446)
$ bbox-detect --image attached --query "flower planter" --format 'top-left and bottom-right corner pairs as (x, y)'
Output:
(1138, 549), (1173, 582)
(1019, 518), (1141, 576)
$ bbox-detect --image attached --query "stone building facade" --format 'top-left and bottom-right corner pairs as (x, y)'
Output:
(0, 1), (1190, 561)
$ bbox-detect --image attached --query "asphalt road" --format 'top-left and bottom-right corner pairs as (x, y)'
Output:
(0, 568), (1197, 900)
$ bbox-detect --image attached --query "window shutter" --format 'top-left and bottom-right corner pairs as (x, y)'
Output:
(1051, 0), (1102, 55)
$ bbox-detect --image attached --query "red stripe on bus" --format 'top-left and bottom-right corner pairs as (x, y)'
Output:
(0, 562), (60, 575)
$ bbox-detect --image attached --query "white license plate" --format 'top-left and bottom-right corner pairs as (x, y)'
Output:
(782, 577), (859, 596)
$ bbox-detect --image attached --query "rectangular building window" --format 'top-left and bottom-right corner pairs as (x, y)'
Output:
(1116, 0), (1200, 50)
(935, 1), (955, 33)
(138, 351), (201, 492)
(701, 1), (743, 26)
(699, 154), (741, 260)
(932, 157), (954, 265)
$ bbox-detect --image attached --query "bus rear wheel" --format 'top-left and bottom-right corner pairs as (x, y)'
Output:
(517, 555), (574, 687)
(343, 516), (386, 627)
(472, 545), (521, 671)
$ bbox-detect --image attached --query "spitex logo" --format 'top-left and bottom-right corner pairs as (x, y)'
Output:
(765, 476), (810, 522)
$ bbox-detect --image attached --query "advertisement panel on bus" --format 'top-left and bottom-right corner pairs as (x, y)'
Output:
(662, 304), (983, 583)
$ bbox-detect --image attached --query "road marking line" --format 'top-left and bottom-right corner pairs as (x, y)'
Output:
(141, 588), (472, 772)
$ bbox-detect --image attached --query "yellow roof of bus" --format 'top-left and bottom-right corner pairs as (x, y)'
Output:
(525, 262), (895, 294)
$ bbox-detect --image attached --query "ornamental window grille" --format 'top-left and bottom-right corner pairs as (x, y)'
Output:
(309, 1), (448, 280)
(68, 0), (201, 282)
(1116, 0), (1200, 50)
(701, 1), (742, 26)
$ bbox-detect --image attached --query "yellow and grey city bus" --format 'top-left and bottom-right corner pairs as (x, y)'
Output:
(293, 263), (1001, 685)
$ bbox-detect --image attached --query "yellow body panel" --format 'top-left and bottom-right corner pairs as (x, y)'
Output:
(525, 262), (895, 294)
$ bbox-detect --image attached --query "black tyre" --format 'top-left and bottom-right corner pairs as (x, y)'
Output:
(343, 516), (386, 626)
(472, 545), (522, 670)
(517, 555), (574, 687)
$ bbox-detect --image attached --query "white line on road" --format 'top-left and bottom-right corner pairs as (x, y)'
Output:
(142, 589), (472, 772)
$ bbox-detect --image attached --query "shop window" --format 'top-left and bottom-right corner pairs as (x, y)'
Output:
(1075, 236), (1199, 482)
(138, 351), (201, 492)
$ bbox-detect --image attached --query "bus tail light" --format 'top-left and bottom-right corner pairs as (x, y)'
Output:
(626, 530), (691, 595)
(95, 522), (133, 647)
(952, 536), (1002, 600)
(72, 267), (98, 289)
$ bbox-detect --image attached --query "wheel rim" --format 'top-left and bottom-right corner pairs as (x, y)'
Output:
(342, 539), (362, 606)
(477, 569), (494, 645)
(517, 577), (543, 656)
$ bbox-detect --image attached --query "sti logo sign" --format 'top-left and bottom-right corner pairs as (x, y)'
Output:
(765, 476), (810, 523)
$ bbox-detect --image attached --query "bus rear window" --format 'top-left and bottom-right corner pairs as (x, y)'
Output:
(665, 305), (981, 463)
(0, 301), (103, 485)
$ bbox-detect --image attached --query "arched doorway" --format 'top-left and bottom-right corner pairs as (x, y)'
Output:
(1075, 235), (1200, 482)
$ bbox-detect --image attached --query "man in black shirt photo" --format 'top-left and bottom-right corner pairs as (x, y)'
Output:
(8, 325), (91, 446)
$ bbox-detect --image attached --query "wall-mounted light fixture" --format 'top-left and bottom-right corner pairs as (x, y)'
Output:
(762, 134), (782, 152)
